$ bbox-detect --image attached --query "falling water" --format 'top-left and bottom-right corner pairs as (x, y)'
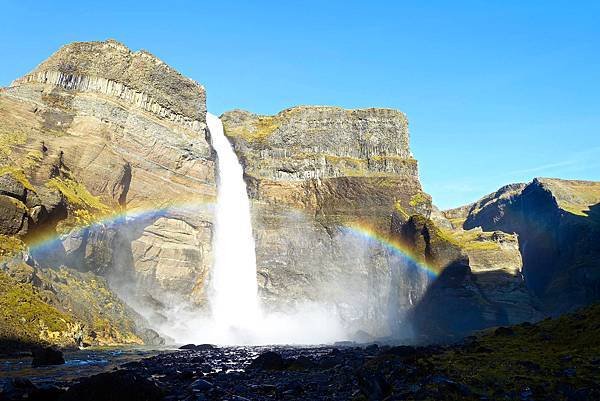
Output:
(201, 112), (346, 345)
(207, 112), (260, 334)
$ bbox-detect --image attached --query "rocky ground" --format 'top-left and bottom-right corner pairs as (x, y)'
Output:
(2, 303), (599, 401)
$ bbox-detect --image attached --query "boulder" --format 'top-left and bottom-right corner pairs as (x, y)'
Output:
(31, 346), (65, 367)
(59, 370), (163, 401)
(0, 173), (27, 202)
(248, 351), (286, 370)
(0, 195), (29, 236)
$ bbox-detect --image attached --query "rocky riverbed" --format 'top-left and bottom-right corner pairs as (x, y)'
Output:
(2, 303), (600, 401)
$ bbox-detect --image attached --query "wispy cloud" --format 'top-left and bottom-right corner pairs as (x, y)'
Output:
(506, 146), (600, 176)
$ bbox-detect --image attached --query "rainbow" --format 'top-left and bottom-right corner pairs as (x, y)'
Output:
(25, 198), (215, 256)
(339, 221), (441, 277)
(5, 200), (439, 280)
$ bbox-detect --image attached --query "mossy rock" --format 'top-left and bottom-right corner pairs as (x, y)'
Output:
(0, 269), (74, 346)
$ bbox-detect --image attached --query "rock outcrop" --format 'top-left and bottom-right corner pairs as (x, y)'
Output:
(0, 40), (216, 343)
(222, 106), (432, 337)
(1, 39), (598, 346)
(454, 178), (600, 314)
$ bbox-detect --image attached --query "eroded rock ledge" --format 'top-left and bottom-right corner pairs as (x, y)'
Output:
(222, 106), (415, 180)
(11, 39), (206, 131)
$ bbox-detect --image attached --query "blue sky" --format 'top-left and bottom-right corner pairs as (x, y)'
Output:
(1, 1), (598, 209)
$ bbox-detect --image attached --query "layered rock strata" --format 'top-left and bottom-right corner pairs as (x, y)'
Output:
(0, 40), (216, 341)
(453, 178), (600, 314)
(222, 106), (432, 338)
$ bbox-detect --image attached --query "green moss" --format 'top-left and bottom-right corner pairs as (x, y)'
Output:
(46, 267), (142, 345)
(46, 177), (105, 211)
(0, 234), (26, 258)
(360, 303), (600, 400)
(0, 166), (35, 191)
(448, 217), (466, 229)
(394, 200), (410, 220)
(22, 149), (44, 169)
(430, 304), (600, 398)
(439, 228), (501, 251)
(409, 192), (429, 208)
(0, 270), (73, 344)
(0, 130), (26, 157)
(225, 115), (281, 141)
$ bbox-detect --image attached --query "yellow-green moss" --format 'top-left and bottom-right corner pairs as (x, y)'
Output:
(47, 268), (142, 345)
(394, 200), (410, 220)
(22, 149), (44, 169)
(432, 304), (600, 398)
(0, 166), (35, 191)
(448, 217), (466, 229)
(0, 270), (73, 344)
(409, 192), (429, 208)
(439, 228), (501, 251)
(0, 130), (26, 157)
(225, 115), (281, 141)
(46, 177), (109, 214)
(0, 234), (26, 258)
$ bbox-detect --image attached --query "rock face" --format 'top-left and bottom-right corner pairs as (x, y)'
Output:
(2, 39), (599, 345)
(457, 178), (600, 314)
(0, 40), (216, 340)
(222, 106), (432, 338)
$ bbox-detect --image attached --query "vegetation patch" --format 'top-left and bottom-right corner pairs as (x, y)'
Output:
(439, 228), (501, 251)
(0, 166), (36, 191)
(225, 115), (281, 142)
(46, 177), (110, 230)
(0, 269), (73, 346)
(0, 234), (26, 258)
(0, 130), (26, 157)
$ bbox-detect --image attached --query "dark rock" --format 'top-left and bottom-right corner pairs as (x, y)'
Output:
(36, 187), (68, 225)
(0, 174), (27, 201)
(357, 371), (392, 401)
(190, 379), (213, 392)
(179, 343), (214, 351)
(494, 326), (515, 336)
(364, 344), (379, 353)
(287, 355), (317, 370)
(1, 378), (38, 401)
(32, 346), (65, 367)
(383, 345), (417, 357)
(248, 351), (285, 370)
(0, 194), (29, 235)
(32, 384), (66, 401)
(59, 370), (163, 401)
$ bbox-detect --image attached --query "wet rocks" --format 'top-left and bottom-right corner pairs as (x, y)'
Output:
(248, 350), (286, 370)
(179, 343), (215, 351)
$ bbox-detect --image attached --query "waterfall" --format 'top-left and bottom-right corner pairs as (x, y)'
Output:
(202, 112), (345, 345)
(207, 112), (260, 333)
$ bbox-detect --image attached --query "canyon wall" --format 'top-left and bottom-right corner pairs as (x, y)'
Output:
(1, 39), (599, 348)
(0, 40), (215, 345)
(455, 178), (600, 314)
(221, 107), (434, 338)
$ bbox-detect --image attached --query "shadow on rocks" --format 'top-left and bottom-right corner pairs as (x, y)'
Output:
(58, 370), (163, 401)
(32, 346), (65, 367)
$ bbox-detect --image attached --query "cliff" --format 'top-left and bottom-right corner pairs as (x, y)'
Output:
(0, 40), (216, 346)
(222, 106), (433, 337)
(1, 39), (598, 347)
(455, 178), (600, 314)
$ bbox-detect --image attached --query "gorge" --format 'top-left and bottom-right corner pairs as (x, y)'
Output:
(0, 39), (599, 400)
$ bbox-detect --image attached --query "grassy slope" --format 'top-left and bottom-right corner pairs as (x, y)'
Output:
(361, 303), (600, 400)
(0, 270), (74, 353)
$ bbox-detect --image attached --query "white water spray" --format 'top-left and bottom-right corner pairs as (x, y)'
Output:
(207, 113), (261, 333)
